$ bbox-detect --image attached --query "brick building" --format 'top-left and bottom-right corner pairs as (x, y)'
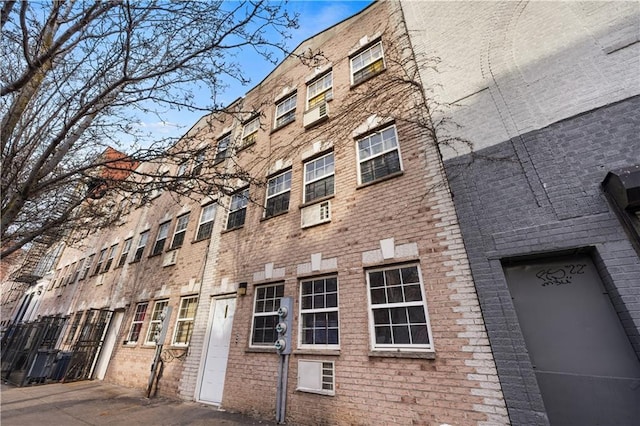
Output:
(402, 1), (640, 424)
(3, 2), (506, 423)
(161, 2), (505, 424)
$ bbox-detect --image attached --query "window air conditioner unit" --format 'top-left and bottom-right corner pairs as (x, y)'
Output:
(297, 360), (334, 395)
(301, 200), (331, 228)
(162, 250), (178, 267)
(303, 102), (329, 128)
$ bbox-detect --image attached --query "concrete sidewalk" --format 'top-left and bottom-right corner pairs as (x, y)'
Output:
(1, 380), (276, 425)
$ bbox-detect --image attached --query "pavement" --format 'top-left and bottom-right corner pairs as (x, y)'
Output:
(0, 380), (276, 425)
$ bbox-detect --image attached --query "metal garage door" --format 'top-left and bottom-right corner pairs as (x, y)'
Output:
(503, 255), (640, 425)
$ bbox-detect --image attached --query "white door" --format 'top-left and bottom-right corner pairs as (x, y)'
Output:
(198, 297), (236, 405)
(93, 311), (124, 380)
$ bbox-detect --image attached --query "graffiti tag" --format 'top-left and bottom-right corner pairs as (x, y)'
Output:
(535, 264), (586, 287)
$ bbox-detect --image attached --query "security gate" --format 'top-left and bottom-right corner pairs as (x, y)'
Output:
(503, 254), (640, 425)
(63, 309), (113, 382)
(0, 316), (67, 385)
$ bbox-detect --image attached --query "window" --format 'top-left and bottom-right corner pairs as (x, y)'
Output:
(133, 231), (149, 262)
(265, 170), (291, 218)
(357, 125), (402, 184)
(58, 265), (69, 287)
(214, 133), (231, 164)
(307, 72), (333, 110)
(303, 152), (334, 203)
(275, 92), (296, 128)
(226, 188), (249, 229)
(177, 162), (188, 176)
(102, 244), (118, 272)
(151, 222), (170, 255)
(192, 150), (205, 176)
(366, 265), (432, 350)
(170, 214), (190, 249)
(79, 254), (94, 280)
(172, 296), (198, 345)
(196, 203), (216, 241)
(145, 300), (169, 344)
(241, 117), (259, 147)
(251, 283), (284, 346)
(299, 276), (339, 348)
(127, 302), (148, 344)
(70, 260), (81, 284)
(117, 238), (132, 267)
(351, 41), (385, 85)
(94, 248), (107, 275)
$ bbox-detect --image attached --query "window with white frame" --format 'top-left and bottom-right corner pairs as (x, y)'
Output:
(170, 213), (190, 249)
(297, 360), (335, 396)
(226, 188), (249, 229)
(214, 133), (231, 164)
(94, 248), (107, 275)
(133, 230), (149, 262)
(241, 117), (259, 147)
(103, 243), (118, 272)
(265, 170), (291, 218)
(351, 41), (385, 85)
(177, 161), (188, 176)
(151, 222), (170, 255)
(117, 238), (132, 268)
(172, 296), (198, 345)
(195, 203), (216, 241)
(145, 300), (169, 344)
(299, 276), (339, 348)
(303, 152), (334, 203)
(127, 302), (148, 343)
(366, 264), (432, 350)
(192, 149), (205, 176)
(274, 92), (297, 128)
(307, 72), (333, 110)
(357, 125), (402, 184)
(251, 283), (284, 346)
(79, 254), (94, 280)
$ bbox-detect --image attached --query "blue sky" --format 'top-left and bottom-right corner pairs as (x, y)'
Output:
(138, 1), (373, 141)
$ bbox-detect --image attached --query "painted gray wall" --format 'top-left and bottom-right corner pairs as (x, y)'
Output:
(444, 95), (640, 425)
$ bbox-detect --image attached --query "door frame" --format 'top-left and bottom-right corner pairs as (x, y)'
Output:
(195, 294), (237, 405)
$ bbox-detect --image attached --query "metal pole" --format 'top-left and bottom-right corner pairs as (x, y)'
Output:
(146, 343), (162, 398)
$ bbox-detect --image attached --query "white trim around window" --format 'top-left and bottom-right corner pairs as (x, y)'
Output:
(145, 299), (169, 345)
(195, 203), (216, 241)
(170, 213), (190, 249)
(274, 92), (297, 128)
(265, 169), (291, 218)
(127, 302), (148, 344)
(298, 276), (339, 350)
(250, 282), (284, 347)
(356, 124), (403, 185)
(306, 71), (333, 110)
(365, 264), (433, 352)
(350, 40), (385, 85)
(303, 152), (334, 204)
(172, 295), (198, 346)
